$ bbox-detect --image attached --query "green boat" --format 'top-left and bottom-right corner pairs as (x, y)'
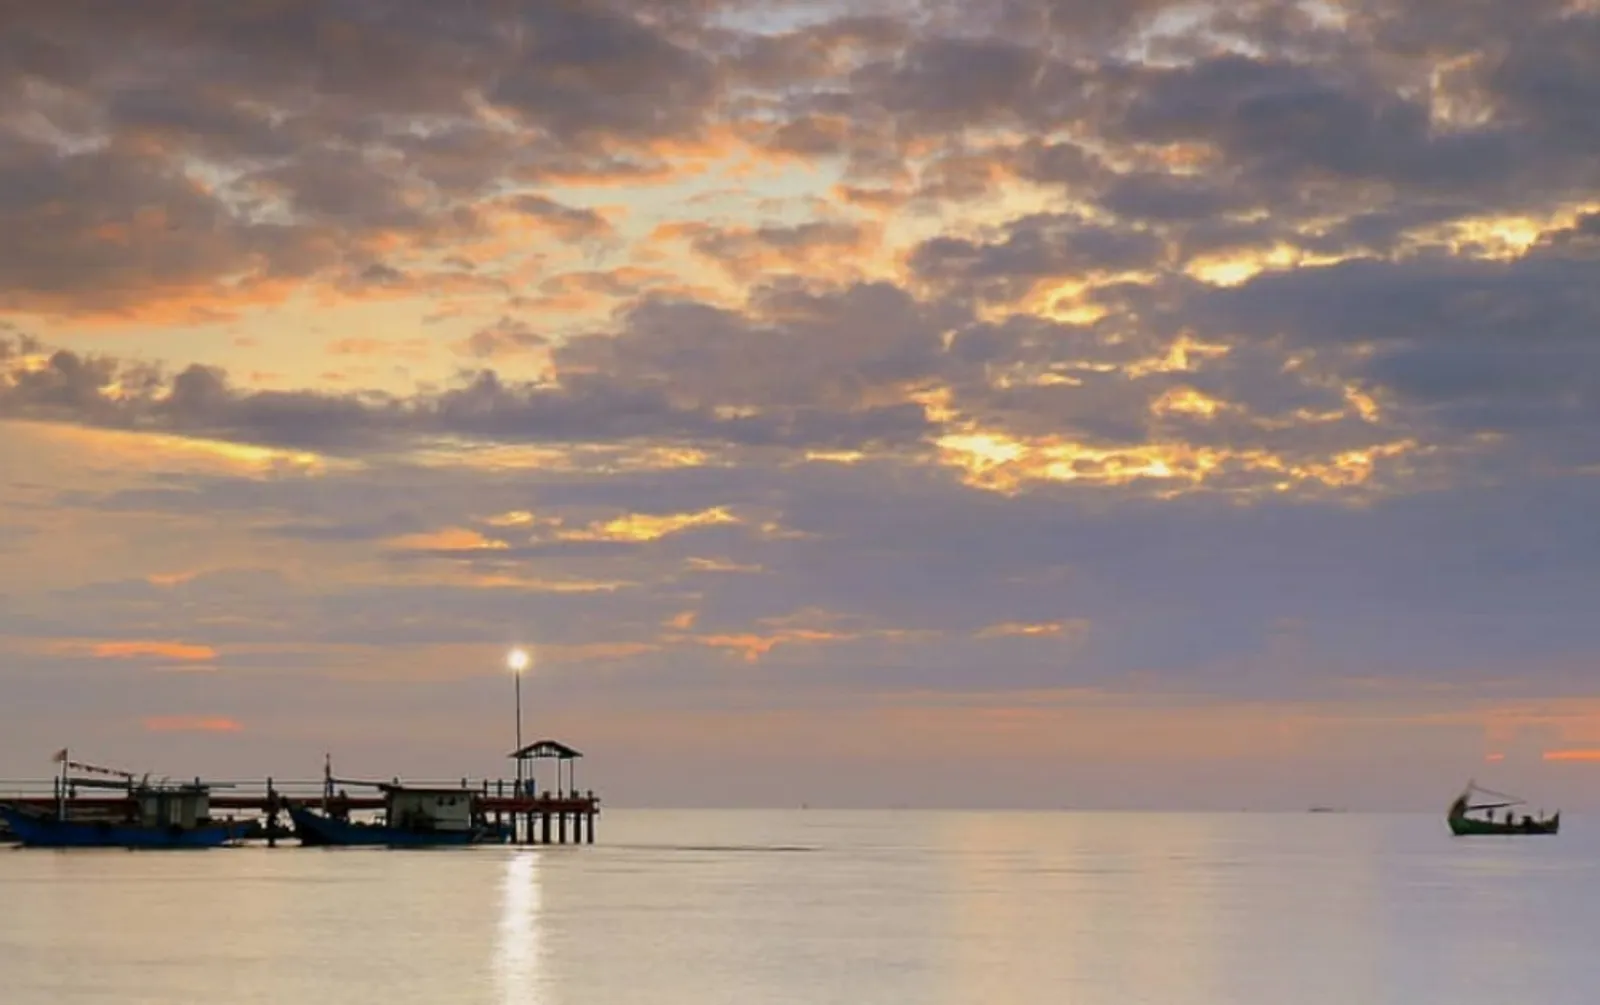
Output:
(1447, 780), (1559, 836)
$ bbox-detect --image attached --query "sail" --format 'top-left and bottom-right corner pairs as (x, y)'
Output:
(1466, 781), (1525, 808)
(1451, 780), (1526, 817)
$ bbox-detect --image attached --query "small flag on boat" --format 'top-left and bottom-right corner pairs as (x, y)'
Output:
(51, 748), (67, 763)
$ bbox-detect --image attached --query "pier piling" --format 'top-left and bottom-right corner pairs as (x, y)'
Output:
(265, 777), (279, 848)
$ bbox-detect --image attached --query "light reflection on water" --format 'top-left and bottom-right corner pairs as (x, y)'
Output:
(495, 851), (543, 1005)
(1, 812), (1597, 1005)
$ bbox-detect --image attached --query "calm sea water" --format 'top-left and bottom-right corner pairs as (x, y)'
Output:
(1, 811), (1596, 1004)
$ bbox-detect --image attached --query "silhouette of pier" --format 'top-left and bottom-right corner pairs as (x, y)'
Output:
(0, 741), (600, 846)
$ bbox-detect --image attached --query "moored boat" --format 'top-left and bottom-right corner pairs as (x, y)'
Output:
(0, 781), (251, 849)
(1447, 780), (1560, 836)
(288, 781), (505, 847)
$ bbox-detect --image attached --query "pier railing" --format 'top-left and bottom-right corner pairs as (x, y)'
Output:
(0, 778), (599, 802)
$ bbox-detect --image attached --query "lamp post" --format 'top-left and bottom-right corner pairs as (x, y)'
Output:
(508, 648), (531, 792)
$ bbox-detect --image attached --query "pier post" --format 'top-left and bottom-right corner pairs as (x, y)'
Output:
(558, 811), (567, 844)
(587, 808), (595, 844)
(540, 811), (551, 844)
(265, 777), (278, 848)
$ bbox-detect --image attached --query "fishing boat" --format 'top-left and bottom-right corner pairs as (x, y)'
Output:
(1447, 780), (1560, 836)
(0, 781), (250, 849)
(0, 752), (252, 849)
(287, 766), (505, 847)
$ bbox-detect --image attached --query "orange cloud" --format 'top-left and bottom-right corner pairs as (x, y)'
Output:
(94, 640), (218, 662)
(386, 527), (507, 552)
(686, 557), (764, 573)
(1543, 749), (1600, 762)
(688, 631), (829, 662)
(145, 570), (201, 587)
(563, 507), (738, 543)
(142, 716), (243, 733)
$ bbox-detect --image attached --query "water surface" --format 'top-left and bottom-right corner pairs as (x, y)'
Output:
(1, 811), (1595, 1004)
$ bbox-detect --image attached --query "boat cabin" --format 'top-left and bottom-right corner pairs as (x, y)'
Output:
(135, 784), (211, 829)
(381, 786), (475, 833)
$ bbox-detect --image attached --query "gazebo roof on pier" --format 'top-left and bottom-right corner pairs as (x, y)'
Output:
(508, 739), (582, 761)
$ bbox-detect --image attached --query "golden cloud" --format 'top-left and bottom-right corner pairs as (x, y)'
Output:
(564, 507), (738, 543)
(976, 619), (1090, 639)
(93, 640), (218, 662)
(1543, 749), (1600, 762)
(142, 716), (243, 733)
(385, 527), (509, 552)
(146, 570), (202, 587)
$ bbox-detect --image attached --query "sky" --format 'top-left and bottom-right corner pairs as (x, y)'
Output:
(2, 0), (1600, 810)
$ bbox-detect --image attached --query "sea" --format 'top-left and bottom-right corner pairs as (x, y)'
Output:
(1, 810), (1596, 1005)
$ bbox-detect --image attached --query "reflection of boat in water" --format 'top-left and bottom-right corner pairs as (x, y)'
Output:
(288, 762), (506, 847)
(1447, 780), (1560, 836)
(0, 761), (251, 849)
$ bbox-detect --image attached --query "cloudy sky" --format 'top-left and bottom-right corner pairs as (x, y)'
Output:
(2, 0), (1599, 809)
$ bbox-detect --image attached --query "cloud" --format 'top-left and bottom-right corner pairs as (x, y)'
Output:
(92, 640), (219, 662)
(142, 716), (243, 733)
(0, 280), (954, 454)
(5, 0), (1600, 806)
(1545, 749), (1600, 763)
(976, 620), (1089, 639)
(667, 220), (881, 282)
(910, 213), (1165, 303)
(505, 196), (619, 243)
(453, 318), (551, 361)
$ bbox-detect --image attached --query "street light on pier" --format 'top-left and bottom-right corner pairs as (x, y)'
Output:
(508, 647), (532, 792)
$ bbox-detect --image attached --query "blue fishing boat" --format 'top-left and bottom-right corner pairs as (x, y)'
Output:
(288, 782), (505, 847)
(0, 783), (250, 849)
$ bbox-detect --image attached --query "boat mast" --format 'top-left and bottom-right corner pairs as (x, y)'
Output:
(55, 747), (68, 821)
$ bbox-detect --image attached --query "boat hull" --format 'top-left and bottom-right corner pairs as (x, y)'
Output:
(0, 805), (249, 848)
(1449, 813), (1561, 836)
(288, 805), (502, 847)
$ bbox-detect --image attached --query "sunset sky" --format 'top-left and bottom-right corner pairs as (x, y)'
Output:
(3, 0), (1600, 809)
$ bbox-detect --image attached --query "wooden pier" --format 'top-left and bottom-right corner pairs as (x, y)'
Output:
(2, 740), (604, 848)
(0, 740), (601, 847)
(0, 778), (600, 846)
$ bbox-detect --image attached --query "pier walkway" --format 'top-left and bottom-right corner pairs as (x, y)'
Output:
(0, 777), (601, 845)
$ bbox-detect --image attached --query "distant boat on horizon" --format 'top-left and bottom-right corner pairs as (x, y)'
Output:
(1447, 780), (1559, 836)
